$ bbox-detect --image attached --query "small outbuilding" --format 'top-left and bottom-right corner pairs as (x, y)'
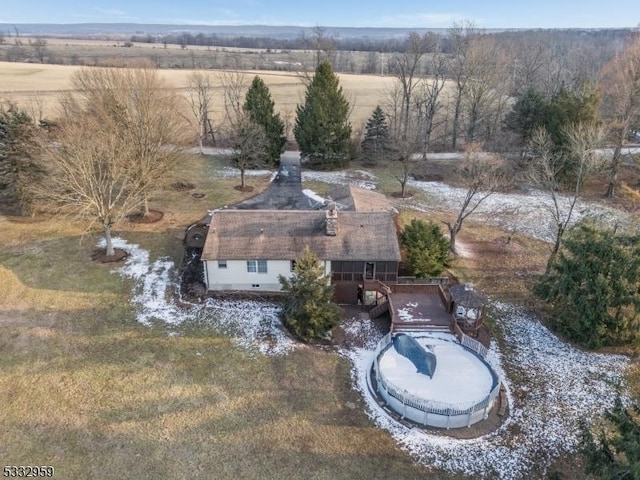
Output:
(448, 283), (487, 335)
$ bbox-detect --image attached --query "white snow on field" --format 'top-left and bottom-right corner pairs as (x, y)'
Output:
(407, 180), (634, 243)
(340, 314), (383, 350)
(214, 167), (275, 179)
(343, 304), (628, 479)
(101, 238), (296, 356)
(302, 170), (377, 190)
(379, 336), (494, 405)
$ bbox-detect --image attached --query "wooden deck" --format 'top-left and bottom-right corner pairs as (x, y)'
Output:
(388, 287), (452, 333)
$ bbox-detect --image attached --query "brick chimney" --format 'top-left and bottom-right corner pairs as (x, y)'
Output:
(325, 208), (338, 236)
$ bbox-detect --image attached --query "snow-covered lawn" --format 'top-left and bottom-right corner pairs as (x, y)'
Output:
(406, 179), (634, 243)
(214, 166), (276, 180)
(301, 170), (377, 190)
(211, 165), (378, 190)
(102, 238), (296, 356)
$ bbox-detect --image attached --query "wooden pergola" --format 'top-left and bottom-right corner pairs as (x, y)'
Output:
(448, 283), (487, 336)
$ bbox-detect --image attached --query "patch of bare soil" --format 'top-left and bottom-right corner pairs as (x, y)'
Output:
(191, 192), (206, 199)
(126, 209), (164, 224)
(90, 248), (128, 263)
(233, 185), (255, 192)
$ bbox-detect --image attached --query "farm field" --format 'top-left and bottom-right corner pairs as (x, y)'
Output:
(0, 60), (399, 128)
(1, 150), (637, 479)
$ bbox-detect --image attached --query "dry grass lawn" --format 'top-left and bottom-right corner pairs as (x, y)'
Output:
(0, 154), (466, 480)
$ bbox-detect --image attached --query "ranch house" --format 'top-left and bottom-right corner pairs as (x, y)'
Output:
(200, 207), (402, 304)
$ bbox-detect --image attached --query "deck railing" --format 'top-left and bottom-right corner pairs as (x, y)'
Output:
(397, 276), (449, 286)
(373, 332), (501, 421)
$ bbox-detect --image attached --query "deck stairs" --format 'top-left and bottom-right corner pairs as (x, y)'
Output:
(369, 296), (390, 319)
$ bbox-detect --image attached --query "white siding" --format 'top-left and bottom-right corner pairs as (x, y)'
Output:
(204, 259), (331, 292)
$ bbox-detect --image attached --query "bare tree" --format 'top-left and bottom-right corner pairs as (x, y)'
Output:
(293, 26), (337, 83)
(393, 135), (419, 199)
(186, 71), (217, 154)
(68, 65), (186, 217)
(308, 26), (337, 69)
(526, 123), (603, 273)
(598, 30), (640, 198)
(226, 114), (269, 191)
(444, 144), (505, 255)
(448, 21), (476, 149)
(41, 114), (144, 257)
(389, 32), (432, 141)
(415, 52), (447, 157)
(219, 68), (248, 128)
(29, 38), (48, 63)
(463, 35), (512, 144)
(25, 94), (45, 125)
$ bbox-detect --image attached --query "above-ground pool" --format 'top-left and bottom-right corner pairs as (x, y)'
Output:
(371, 332), (501, 429)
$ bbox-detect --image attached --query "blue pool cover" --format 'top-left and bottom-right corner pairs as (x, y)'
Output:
(393, 333), (437, 378)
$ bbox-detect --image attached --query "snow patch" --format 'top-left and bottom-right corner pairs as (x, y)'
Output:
(302, 189), (327, 205)
(407, 180), (634, 243)
(101, 237), (296, 356)
(214, 167), (274, 179)
(302, 170), (377, 190)
(396, 302), (431, 322)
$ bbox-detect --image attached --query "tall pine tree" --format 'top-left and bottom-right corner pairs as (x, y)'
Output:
(0, 104), (42, 215)
(534, 223), (640, 348)
(278, 246), (341, 341)
(294, 61), (352, 170)
(361, 105), (392, 165)
(400, 219), (449, 277)
(243, 76), (285, 166)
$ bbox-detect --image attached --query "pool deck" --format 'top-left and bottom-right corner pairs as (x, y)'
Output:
(389, 291), (452, 332)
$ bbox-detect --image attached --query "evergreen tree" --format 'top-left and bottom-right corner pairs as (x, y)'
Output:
(545, 85), (600, 153)
(503, 88), (548, 145)
(361, 105), (392, 165)
(534, 223), (640, 349)
(400, 219), (449, 277)
(243, 75), (285, 166)
(278, 246), (341, 341)
(294, 61), (352, 170)
(0, 104), (42, 215)
(581, 397), (640, 480)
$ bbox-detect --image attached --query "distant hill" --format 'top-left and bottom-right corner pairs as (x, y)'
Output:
(0, 23), (520, 40)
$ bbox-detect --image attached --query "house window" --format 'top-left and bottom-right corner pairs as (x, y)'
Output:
(218, 260), (227, 269)
(247, 260), (268, 274)
(290, 260), (297, 272)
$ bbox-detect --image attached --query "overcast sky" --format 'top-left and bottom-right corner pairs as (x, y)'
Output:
(1, 0), (638, 29)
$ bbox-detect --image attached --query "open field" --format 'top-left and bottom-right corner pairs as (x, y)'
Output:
(0, 60), (400, 129)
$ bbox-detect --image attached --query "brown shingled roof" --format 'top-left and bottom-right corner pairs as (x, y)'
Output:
(326, 185), (394, 212)
(202, 210), (401, 261)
